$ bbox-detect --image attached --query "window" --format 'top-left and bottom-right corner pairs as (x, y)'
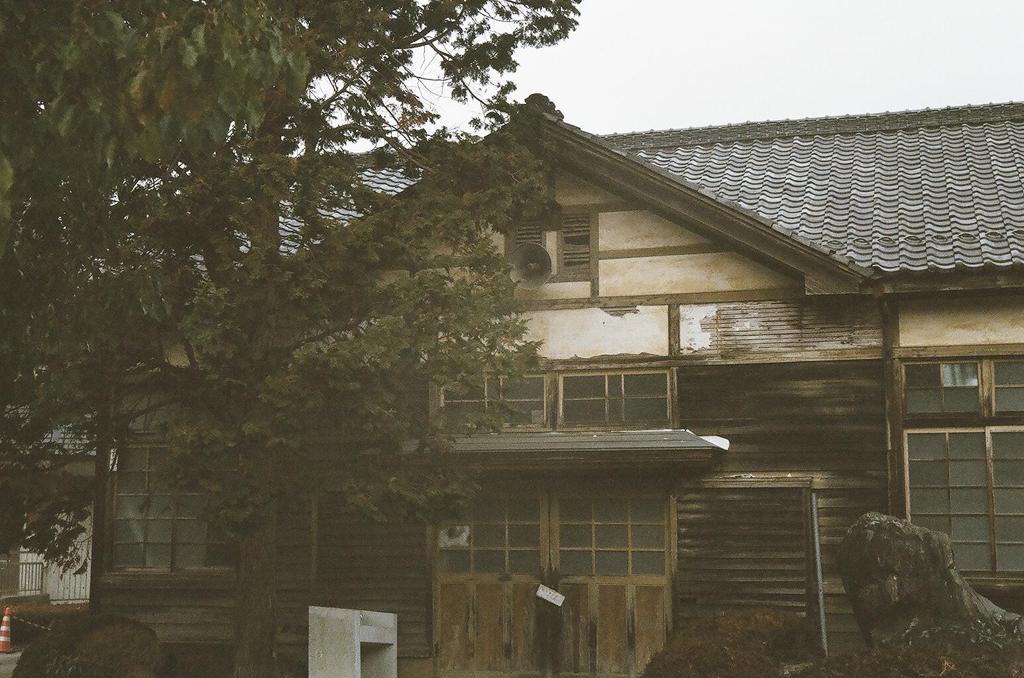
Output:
(905, 362), (980, 414)
(442, 376), (546, 428)
(907, 429), (1024, 573)
(113, 447), (233, 570)
(557, 496), (666, 576)
(995, 362), (1024, 413)
(560, 372), (669, 427)
(437, 495), (541, 575)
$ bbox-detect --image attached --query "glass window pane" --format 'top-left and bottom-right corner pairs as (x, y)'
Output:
(942, 363), (978, 387)
(631, 552), (665, 575)
(631, 499), (666, 524)
(563, 399), (606, 424)
(117, 472), (147, 494)
(509, 525), (538, 547)
(995, 490), (1024, 514)
(951, 516), (989, 542)
(205, 544), (235, 567)
(997, 544), (1024, 572)
(505, 377), (544, 400)
(474, 550), (505, 573)
(445, 401), (484, 425)
(608, 376), (622, 397)
(508, 497), (539, 522)
(906, 389), (942, 413)
(906, 364), (941, 388)
(475, 499), (504, 522)
(909, 461), (947, 487)
(608, 398), (624, 424)
(997, 363), (1024, 385)
(440, 550), (469, 572)
(624, 397), (668, 422)
(176, 544), (206, 568)
(944, 388), (980, 413)
(953, 543), (991, 571)
(560, 525), (591, 548)
(951, 488), (989, 513)
(114, 520), (145, 544)
(913, 515), (950, 534)
(560, 550), (591, 576)
(559, 499), (590, 523)
(593, 498), (628, 522)
(948, 432), (986, 459)
(145, 544), (172, 568)
(623, 374), (667, 397)
(474, 525), (505, 548)
(508, 550), (539, 575)
(996, 517), (1024, 542)
(993, 433), (1024, 460)
(563, 376), (605, 398)
(508, 403), (545, 426)
(994, 462), (1024, 486)
(595, 525), (628, 549)
(115, 496), (146, 519)
(113, 544), (144, 567)
(908, 433), (946, 460)
(910, 488), (949, 514)
(176, 520), (208, 543)
(176, 495), (207, 519)
(146, 520), (172, 543)
(595, 551), (628, 576)
(632, 525), (665, 549)
(996, 388), (1024, 412)
(118, 449), (148, 472)
(149, 496), (174, 518)
(949, 461), (987, 487)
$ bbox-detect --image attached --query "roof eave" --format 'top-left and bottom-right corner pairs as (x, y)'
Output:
(542, 116), (873, 295)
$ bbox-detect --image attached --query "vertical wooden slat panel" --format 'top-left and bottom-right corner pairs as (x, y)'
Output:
(596, 584), (629, 675)
(510, 582), (541, 672)
(558, 582), (590, 674)
(438, 582), (472, 671)
(632, 585), (666, 673)
(475, 583), (504, 671)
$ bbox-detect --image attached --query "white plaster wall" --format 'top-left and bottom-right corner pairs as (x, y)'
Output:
(555, 173), (619, 206)
(516, 281), (591, 301)
(598, 210), (710, 250)
(525, 306), (669, 359)
(599, 252), (798, 297)
(899, 297), (1024, 346)
(679, 304), (718, 354)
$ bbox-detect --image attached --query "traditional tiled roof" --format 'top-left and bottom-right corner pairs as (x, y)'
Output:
(600, 103), (1024, 274)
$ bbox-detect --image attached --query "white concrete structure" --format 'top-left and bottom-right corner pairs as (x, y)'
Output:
(308, 607), (397, 678)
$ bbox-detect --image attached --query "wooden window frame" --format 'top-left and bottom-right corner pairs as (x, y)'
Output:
(111, 447), (232, 572)
(904, 426), (1024, 575)
(557, 370), (672, 431)
(440, 375), (549, 431)
(903, 360), (983, 419)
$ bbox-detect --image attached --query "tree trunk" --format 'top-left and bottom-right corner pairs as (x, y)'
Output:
(233, 516), (278, 678)
(839, 512), (1024, 646)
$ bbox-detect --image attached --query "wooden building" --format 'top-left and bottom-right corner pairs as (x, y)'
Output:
(95, 102), (1024, 676)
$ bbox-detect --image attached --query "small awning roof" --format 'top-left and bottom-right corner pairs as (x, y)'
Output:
(443, 429), (728, 472)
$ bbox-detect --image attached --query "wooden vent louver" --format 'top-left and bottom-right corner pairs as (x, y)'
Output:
(559, 213), (591, 280)
(513, 222), (543, 247)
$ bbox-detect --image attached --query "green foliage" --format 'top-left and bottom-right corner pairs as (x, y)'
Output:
(1, 1), (580, 673)
(12, 614), (162, 678)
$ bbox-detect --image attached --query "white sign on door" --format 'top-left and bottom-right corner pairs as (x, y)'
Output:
(535, 584), (565, 607)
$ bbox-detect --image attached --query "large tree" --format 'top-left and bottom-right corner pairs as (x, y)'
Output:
(0, 2), (579, 675)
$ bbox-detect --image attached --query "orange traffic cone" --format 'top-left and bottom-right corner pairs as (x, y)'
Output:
(0, 607), (11, 653)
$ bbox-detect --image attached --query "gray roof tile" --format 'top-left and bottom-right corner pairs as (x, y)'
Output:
(601, 103), (1024, 273)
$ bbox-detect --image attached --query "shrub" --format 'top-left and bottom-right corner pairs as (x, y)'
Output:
(13, 614), (163, 678)
(8, 602), (88, 647)
(794, 637), (1024, 678)
(641, 609), (819, 678)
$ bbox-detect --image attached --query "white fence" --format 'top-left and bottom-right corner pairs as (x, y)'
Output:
(17, 542), (91, 603)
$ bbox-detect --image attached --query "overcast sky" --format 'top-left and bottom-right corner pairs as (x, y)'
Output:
(432, 0), (1024, 135)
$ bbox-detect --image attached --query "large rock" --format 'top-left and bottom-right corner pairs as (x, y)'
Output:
(838, 512), (1024, 646)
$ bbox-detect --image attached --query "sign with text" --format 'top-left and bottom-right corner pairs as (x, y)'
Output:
(535, 584), (565, 607)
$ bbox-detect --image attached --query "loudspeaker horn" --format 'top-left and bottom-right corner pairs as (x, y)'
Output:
(508, 243), (553, 289)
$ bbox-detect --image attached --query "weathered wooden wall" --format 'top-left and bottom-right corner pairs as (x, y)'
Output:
(675, 359), (889, 651)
